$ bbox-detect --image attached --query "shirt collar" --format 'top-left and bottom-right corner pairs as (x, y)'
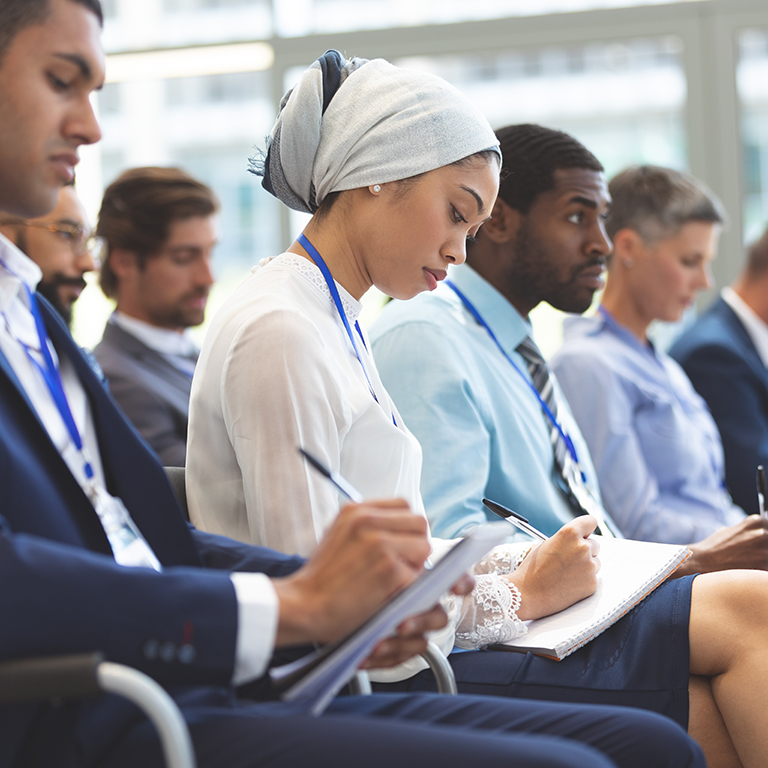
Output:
(0, 233), (43, 314)
(444, 263), (531, 354)
(564, 306), (662, 362)
(110, 311), (199, 357)
(722, 286), (768, 368)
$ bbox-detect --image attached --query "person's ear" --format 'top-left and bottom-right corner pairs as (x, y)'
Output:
(108, 248), (140, 279)
(611, 228), (646, 269)
(480, 198), (522, 244)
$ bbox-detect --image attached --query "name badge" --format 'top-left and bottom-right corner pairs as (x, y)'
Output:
(89, 485), (163, 571)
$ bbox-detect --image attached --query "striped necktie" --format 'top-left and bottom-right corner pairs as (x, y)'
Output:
(516, 335), (590, 518)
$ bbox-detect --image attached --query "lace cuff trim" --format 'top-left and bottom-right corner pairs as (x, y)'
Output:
(475, 544), (534, 576)
(455, 573), (527, 649)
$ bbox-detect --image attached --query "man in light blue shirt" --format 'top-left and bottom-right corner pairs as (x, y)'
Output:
(372, 124), (612, 541)
(371, 260), (599, 539)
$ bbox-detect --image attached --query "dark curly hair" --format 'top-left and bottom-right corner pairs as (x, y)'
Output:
(495, 124), (603, 213)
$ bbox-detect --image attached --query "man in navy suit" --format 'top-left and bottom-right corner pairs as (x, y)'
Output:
(0, 1), (706, 767)
(671, 227), (768, 516)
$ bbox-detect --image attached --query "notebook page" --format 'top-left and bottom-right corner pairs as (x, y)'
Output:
(496, 537), (690, 660)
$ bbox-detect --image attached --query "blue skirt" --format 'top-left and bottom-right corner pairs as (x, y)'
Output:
(376, 574), (694, 729)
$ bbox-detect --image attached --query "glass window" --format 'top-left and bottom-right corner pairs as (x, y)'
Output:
(166, 71), (268, 106)
(394, 38), (687, 355)
(101, 0), (118, 18)
(275, 0), (702, 37)
(397, 36), (686, 179)
(738, 28), (768, 244)
(164, 0), (266, 12)
(98, 83), (122, 116)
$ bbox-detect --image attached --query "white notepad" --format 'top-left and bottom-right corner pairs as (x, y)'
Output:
(493, 537), (690, 660)
(271, 521), (512, 715)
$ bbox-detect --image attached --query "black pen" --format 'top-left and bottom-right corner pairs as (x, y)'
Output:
(298, 447), (364, 503)
(482, 498), (549, 541)
(757, 466), (767, 521)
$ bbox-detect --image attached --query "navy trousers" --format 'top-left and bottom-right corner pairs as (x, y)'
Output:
(99, 687), (703, 768)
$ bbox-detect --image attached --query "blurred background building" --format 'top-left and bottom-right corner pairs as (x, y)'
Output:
(73, 0), (768, 355)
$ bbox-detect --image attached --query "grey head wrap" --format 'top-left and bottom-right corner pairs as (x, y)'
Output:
(252, 49), (500, 214)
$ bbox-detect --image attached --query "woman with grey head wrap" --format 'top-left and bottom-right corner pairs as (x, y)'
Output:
(185, 54), (703, 768)
(190, 47), (500, 554)
(253, 49), (501, 216)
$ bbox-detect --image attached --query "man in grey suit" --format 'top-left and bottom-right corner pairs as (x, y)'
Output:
(93, 166), (217, 465)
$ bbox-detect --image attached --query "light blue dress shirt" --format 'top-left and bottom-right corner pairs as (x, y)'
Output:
(551, 308), (746, 545)
(370, 264), (600, 539)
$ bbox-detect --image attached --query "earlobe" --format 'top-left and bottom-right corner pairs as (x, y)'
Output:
(612, 228), (643, 268)
(109, 248), (139, 278)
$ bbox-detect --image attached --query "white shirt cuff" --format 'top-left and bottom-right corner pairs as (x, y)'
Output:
(229, 571), (279, 685)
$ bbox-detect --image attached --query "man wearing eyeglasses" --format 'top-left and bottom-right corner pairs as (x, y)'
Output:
(0, 182), (97, 327)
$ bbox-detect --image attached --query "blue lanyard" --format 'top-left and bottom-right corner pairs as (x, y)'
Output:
(445, 279), (584, 477)
(23, 285), (95, 480)
(0, 257), (94, 479)
(297, 233), (396, 427)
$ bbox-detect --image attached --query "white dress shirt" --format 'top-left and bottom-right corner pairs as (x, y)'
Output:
(722, 287), (768, 368)
(187, 253), (532, 683)
(0, 233), (276, 685)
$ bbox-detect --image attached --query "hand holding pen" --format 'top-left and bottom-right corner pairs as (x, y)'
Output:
(481, 498), (601, 620)
(482, 498), (549, 540)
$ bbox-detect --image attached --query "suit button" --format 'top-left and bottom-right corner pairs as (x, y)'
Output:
(143, 639), (159, 660)
(160, 641), (176, 663)
(178, 644), (196, 664)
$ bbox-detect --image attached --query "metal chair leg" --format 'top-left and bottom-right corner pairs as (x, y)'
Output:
(97, 662), (197, 768)
(421, 642), (457, 694)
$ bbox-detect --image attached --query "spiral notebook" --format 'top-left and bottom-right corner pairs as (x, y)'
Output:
(492, 537), (690, 660)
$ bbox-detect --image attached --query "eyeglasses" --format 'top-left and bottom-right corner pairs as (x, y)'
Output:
(1, 220), (105, 264)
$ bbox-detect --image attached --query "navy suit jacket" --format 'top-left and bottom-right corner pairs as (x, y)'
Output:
(0, 296), (303, 767)
(670, 296), (768, 515)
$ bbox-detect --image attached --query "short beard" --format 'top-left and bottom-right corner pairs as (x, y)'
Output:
(509, 220), (600, 316)
(37, 276), (86, 328)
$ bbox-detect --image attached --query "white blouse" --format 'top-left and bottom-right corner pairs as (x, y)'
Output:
(187, 254), (529, 679)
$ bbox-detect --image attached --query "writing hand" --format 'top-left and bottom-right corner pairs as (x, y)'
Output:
(272, 499), (431, 647)
(508, 515), (600, 620)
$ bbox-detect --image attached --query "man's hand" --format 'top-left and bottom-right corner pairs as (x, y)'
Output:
(508, 516), (601, 620)
(272, 500), (432, 649)
(677, 515), (768, 576)
(360, 571), (475, 669)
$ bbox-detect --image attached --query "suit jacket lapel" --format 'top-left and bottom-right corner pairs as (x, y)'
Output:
(716, 298), (768, 385)
(0, 340), (43, 426)
(104, 322), (194, 394)
(39, 299), (202, 566)
(0, 304), (114, 554)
